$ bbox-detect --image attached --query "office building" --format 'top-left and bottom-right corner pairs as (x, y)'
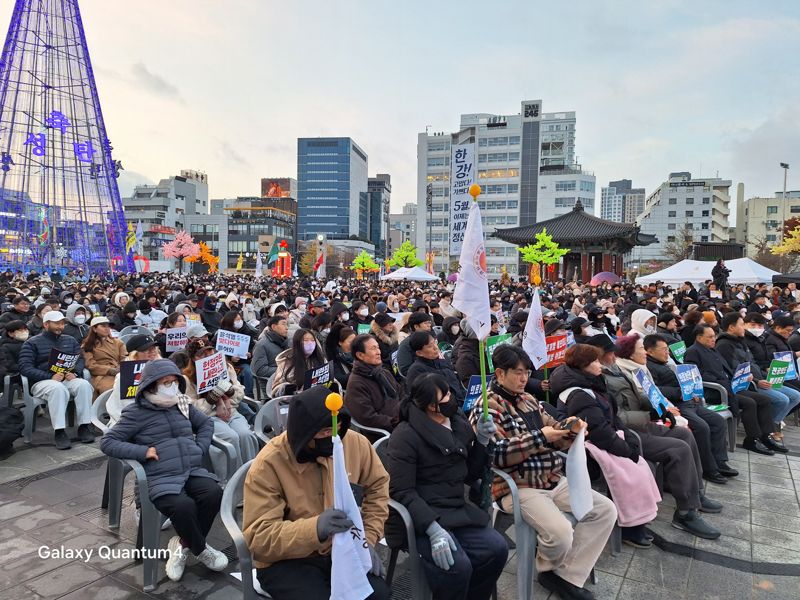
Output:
(601, 179), (646, 223)
(368, 174), (391, 259)
(737, 189), (800, 256)
(389, 203), (417, 258)
(416, 100), (595, 276)
(297, 137), (369, 241)
(635, 172), (731, 264)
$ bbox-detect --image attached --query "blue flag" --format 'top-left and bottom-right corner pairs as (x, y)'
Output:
(731, 363), (751, 393)
(463, 374), (493, 414)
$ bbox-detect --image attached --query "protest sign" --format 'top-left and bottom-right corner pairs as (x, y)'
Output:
(305, 361), (333, 388)
(449, 142), (475, 256)
(186, 313), (201, 322)
(767, 359), (790, 388)
(463, 374), (494, 414)
(195, 351), (230, 394)
(391, 350), (399, 375)
(120, 360), (148, 400)
(709, 290), (722, 299)
(216, 330), (250, 359)
(357, 324), (371, 335)
(165, 327), (188, 353)
(545, 333), (569, 369)
(731, 362), (751, 393)
(48, 348), (79, 374)
(485, 333), (512, 371)
(773, 352), (797, 381)
(566, 331), (575, 347)
(634, 369), (672, 414)
(676, 364), (703, 402)
(669, 341), (687, 364)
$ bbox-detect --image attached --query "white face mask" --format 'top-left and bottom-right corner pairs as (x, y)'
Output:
(158, 382), (179, 398)
(747, 327), (764, 338)
(644, 325), (656, 334)
(233, 319), (244, 330)
(358, 308), (369, 317)
(13, 331), (28, 341)
(64, 299), (73, 305)
(74, 315), (87, 325)
(340, 312), (349, 321)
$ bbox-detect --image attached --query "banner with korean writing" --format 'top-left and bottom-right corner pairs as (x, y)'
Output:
(634, 369), (672, 413)
(216, 330), (250, 359)
(669, 341), (687, 364)
(485, 333), (512, 371)
(48, 349), (79, 374)
(391, 350), (399, 375)
(773, 352), (797, 381)
(120, 360), (148, 400)
(187, 313), (201, 323)
(767, 359), (790, 388)
(448, 142), (475, 256)
(731, 362), (751, 393)
(305, 361), (333, 389)
(675, 364), (703, 402)
(195, 351), (230, 395)
(545, 333), (569, 368)
(165, 327), (188, 353)
(463, 374), (494, 414)
(357, 323), (371, 335)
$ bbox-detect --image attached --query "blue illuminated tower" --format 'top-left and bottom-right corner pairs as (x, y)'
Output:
(0, 0), (130, 274)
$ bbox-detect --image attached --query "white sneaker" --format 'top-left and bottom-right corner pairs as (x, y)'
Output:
(161, 517), (172, 531)
(165, 536), (189, 582)
(196, 544), (228, 571)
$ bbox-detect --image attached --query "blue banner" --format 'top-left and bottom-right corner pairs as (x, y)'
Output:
(634, 369), (672, 414)
(675, 364), (703, 402)
(731, 362), (751, 393)
(774, 352), (797, 381)
(463, 374), (493, 414)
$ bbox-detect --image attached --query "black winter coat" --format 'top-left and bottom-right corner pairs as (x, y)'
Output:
(645, 355), (682, 404)
(716, 332), (764, 380)
(764, 329), (793, 361)
(452, 337), (480, 387)
(19, 331), (86, 385)
(386, 405), (490, 540)
(0, 335), (23, 380)
(406, 357), (465, 407)
(684, 342), (734, 408)
(549, 365), (637, 460)
(743, 330), (771, 373)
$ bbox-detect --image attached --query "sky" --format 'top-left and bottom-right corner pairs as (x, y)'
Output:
(2, 0), (798, 216)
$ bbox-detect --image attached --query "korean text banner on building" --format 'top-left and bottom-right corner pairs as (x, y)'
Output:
(449, 142), (475, 257)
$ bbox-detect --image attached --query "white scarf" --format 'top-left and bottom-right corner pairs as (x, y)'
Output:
(145, 390), (192, 419)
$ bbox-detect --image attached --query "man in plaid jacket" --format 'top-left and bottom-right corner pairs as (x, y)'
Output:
(470, 344), (616, 600)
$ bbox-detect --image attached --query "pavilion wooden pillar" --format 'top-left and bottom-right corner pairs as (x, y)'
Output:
(602, 253), (612, 273)
(580, 251), (590, 283)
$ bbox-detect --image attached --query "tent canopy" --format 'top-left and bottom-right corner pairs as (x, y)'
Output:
(772, 271), (800, 285)
(637, 258), (780, 287)
(379, 266), (438, 281)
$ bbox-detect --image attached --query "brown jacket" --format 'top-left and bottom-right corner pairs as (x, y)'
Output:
(84, 336), (127, 394)
(242, 429), (390, 569)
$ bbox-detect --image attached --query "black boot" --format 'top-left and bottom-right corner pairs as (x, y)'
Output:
(743, 437), (774, 455)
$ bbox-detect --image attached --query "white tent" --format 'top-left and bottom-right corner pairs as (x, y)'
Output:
(637, 258), (780, 287)
(379, 266), (438, 281)
(380, 267), (410, 280)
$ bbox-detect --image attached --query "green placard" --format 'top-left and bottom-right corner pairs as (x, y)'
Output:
(357, 323), (371, 335)
(485, 333), (512, 372)
(767, 359), (790, 389)
(668, 341), (686, 363)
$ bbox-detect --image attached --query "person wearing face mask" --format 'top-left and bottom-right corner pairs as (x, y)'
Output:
(82, 316), (127, 397)
(213, 311), (256, 398)
(349, 300), (373, 331)
(655, 313), (682, 345)
(629, 309), (658, 339)
(59, 290), (75, 311)
(385, 373), (505, 600)
(63, 303), (90, 344)
(437, 316), (461, 347)
(345, 334), (402, 433)
(271, 328), (327, 396)
(242, 385), (391, 599)
(0, 320), (28, 387)
(111, 301), (139, 332)
(101, 359), (228, 582)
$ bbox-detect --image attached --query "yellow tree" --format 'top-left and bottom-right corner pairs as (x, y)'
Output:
(387, 240), (424, 268)
(299, 243), (317, 276)
(517, 227), (569, 283)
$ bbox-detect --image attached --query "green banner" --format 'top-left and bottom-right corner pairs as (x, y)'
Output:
(357, 323), (371, 335)
(767, 359), (790, 389)
(485, 333), (512, 372)
(668, 341), (686, 364)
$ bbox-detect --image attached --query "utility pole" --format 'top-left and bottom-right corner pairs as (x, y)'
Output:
(780, 162), (790, 273)
(426, 183), (433, 260)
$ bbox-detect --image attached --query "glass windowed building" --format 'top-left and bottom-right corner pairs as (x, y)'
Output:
(297, 137), (369, 241)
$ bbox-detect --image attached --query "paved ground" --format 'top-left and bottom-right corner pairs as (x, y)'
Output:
(1, 420), (799, 599)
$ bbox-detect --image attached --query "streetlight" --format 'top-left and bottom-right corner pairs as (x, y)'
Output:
(426, 183), (433, 260)
(780, 162), (790, 243)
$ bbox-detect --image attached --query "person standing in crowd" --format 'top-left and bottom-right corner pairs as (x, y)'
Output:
(711, 259), (731, 299)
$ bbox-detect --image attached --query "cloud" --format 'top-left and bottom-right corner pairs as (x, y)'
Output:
(116, 169), (155, 197)
(215, 141), (251, 168)
(130, 63), (183, 102)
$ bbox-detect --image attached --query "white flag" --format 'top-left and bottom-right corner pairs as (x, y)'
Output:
(254, 252), (263, 278)
(523, 288), (548, 369)
(330, 435), (373, 600)
(452, 201), (491, 341)
(566, 429), (593, 521)
(135, 220), (144, 255)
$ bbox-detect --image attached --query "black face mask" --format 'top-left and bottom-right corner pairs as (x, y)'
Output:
(436, 398), (458, 418)
(307, 436), (333, 458)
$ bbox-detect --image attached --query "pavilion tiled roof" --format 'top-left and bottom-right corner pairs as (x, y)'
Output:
(494, 200), (658, 246)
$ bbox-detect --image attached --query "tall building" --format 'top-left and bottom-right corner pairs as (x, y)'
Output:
(737, 190), (800, 256)
(635, 172), (731, 263)
(389, 203), (417, 258)
(297, 137), (368, 241)
(122, 172), (209, 263)
(601, 179), (646, 223)
(416, 100), (595, 275)
(368, 174), (391, 259)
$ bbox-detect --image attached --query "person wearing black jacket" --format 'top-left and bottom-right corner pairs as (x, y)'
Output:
(711, 259), (730, 299)
(0, 296), (32, 335)
(643, 335), (735, 483)
(405, 332), (465, 408)
(685, 323), (779, 456)
(385, 373), (506, 600)
(0, 319), (27, 383)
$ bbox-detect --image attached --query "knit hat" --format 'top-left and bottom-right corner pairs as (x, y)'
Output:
(135, 359), (186, 402)
(4, 319), (26, 333)
(376, 301), (388, 313)
(544, 318), (566, 336)
(407, 312), (431, 328)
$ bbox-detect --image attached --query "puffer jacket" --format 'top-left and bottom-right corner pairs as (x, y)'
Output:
(0, 307), (31, 334)
(764, 329), (794, 362)
(0, 334), (23, 380)
(251, 330), (289, 379)
(405, 356), (465, 407)
(743, 330), (772, 373)
(19, 330), (85, 385)
(63, 303), (90, 344)
(100, 395), (216, 501)
(601, 360), (651, 430)
(386, 404), (491, 543)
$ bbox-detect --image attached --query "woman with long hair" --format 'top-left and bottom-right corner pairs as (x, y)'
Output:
(270, 328), (327, 396)
(215, 310), (257, 397)
(324, 322), (355, 389)
(82, 316), (127, 396)
(155, 311), (187, 356)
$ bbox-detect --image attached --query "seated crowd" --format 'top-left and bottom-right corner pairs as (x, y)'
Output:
(4, 269), (799, 599)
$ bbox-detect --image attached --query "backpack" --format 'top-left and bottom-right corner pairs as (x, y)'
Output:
(0, 406), (23, 455)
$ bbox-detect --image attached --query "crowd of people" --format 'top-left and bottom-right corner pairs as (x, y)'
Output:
(4, 264), (800, 599)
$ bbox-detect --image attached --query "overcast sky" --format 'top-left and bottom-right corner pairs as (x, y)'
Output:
(2, 0), (798, 215)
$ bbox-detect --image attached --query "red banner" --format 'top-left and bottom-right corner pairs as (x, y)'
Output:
(545, 333), (568, 369)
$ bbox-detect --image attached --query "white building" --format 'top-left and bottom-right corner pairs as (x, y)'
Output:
(601, 179), (645, 223)
(634, 172), (731, 264)
(736, 189), (800, 256)
(416, 100), (595, 276)
(388, 203), (417, 257)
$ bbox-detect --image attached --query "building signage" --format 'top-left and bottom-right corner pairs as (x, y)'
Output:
(150, 225), (176, 235)
(522, 99), (542, 122)
(449, 142), (475, 256)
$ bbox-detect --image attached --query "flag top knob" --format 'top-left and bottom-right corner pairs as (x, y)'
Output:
(469, 184), (481, 200)
(325, 392), (343, 415)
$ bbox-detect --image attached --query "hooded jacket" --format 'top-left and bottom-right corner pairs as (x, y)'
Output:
(437, 316), (461, 346)
(100, 359), (216, 500)
(629, 309), (657, 338)
(62, 303), (90, 344)
(242, 386), (389, 570)
(251, 330), (289, 379)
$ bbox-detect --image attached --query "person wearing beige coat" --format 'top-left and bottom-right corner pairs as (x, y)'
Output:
(82, 317), (127, 396)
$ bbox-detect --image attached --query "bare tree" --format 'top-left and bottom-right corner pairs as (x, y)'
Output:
(663, 224), (694, 262)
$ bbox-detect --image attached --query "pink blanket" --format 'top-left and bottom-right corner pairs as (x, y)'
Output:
(585, 432), (661, 527)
